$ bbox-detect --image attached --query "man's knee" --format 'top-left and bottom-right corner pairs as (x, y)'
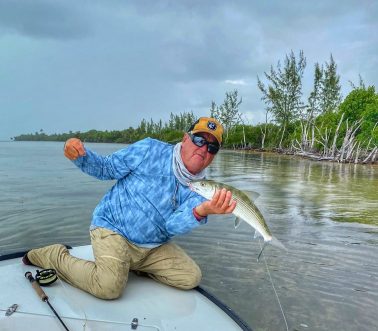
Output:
(178, 264), (202, 290)
(92, 279), (125, 300)
(91, 274), (127, 300)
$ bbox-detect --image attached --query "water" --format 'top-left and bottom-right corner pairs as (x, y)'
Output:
(1, 141), (377, 331)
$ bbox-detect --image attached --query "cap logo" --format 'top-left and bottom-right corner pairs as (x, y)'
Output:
(207, 121), (217, 131)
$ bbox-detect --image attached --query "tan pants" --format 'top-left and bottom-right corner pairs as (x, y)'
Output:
(27, 228), (201, 299)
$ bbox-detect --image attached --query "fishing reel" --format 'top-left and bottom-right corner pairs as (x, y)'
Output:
(35, 268), (58, 286)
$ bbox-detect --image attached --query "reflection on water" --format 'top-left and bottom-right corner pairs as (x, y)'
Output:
(0, 142), (377, 331)
(179, 150), (378, 331)
(210, 151), (377, 226)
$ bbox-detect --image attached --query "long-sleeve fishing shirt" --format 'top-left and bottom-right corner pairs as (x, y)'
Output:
(72, 138), (207, 247)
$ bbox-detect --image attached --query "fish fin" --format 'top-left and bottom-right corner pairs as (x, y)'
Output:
(269, 236), (288, 252)
(244, 190), (260, 202)
(253, 230), (261, 239)
(257, 237), (287, 262)
(234, 217), (242, 229)
(257, 242), (267, 262)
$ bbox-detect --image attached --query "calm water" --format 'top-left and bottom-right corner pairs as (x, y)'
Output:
(1, 141), (377, 331)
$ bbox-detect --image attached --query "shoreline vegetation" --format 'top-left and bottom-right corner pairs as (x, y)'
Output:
(12, 111), (377, 165)
(12, 51), (377, 165)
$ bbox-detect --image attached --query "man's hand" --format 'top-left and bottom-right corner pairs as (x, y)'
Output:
(64, 138), (86, 160)
(195, 188), (237, 217)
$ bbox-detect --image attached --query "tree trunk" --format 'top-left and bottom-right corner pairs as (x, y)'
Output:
(310, 124), (315, 150)
(330, 113), (344, 157)
(363, 146), (378, 163)
(338, 118), (362, 162)
(242, 126), (246, 148)
(354, 142), (362, 164)
(279, 123), (286, 150)
(260, 125), (266, 150)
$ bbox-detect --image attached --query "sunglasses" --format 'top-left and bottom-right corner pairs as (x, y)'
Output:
(188, 132), (220, 154)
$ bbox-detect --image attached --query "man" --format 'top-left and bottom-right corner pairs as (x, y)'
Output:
(24, 117), (236, 299)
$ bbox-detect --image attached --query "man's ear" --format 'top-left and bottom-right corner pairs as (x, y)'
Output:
(182, 133), (189, 143)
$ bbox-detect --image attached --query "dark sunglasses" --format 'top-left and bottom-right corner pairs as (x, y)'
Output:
(188, 132), (220, 154)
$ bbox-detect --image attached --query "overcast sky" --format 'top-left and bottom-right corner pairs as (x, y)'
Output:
(1, 0), (377, 140)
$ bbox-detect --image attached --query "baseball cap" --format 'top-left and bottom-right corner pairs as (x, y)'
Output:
(188, 117), (223, 145)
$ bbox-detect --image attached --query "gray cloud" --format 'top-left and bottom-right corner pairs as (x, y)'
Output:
(0, 0), (377, 140)
(0, 0), (91, 39)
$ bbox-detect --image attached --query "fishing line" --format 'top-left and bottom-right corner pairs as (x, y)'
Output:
(258, 239), (289, 331)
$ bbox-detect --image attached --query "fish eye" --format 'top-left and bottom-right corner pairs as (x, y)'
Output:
(200, 182), (205, 187)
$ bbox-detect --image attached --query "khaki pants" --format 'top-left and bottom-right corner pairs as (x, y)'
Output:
(27, 228), (202, 299)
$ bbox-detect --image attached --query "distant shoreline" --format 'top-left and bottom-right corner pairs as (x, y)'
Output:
(7, 139), (377, 165)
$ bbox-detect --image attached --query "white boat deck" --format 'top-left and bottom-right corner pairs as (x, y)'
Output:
(0, 245), (250, 331)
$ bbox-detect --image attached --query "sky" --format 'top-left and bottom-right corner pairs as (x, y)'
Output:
(1, 0), (377, 140)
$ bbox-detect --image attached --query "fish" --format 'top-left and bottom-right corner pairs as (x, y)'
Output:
(189, 179), (287, 260)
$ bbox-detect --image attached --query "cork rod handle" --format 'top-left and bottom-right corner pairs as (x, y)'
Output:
(25, 271), (48, 301)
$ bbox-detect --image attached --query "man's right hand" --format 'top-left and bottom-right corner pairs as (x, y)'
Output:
(64, 138), (86, 160)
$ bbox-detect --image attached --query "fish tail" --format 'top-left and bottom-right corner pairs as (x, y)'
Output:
(268, 236), (287, 252)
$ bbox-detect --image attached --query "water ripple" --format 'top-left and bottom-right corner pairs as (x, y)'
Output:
(0, 143), (377, 331)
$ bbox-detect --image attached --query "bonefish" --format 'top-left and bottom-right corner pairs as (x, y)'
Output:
(189, 179), (286, 260)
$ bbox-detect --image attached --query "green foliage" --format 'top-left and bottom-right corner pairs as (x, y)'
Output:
(13, 111), (195, 144)
(224, 125), (250, 147)
(221, 123), (282, 149)
(338, 86), (378, 147)
(307, 62), (323, 118)
(167, 111), (196, 131)
(160, 129), (184, 144)
(310, 111), (340, 149)
(307, 55), (342, 117)
(257, 50), (306, 127)
(360, 104), (378, 146)
(320, 54), (342, 113)
(257, 50), (306, 148)
(315, 109), (341, 130)
(210, 90), (243, 142)
(255, 123), (281, 148)
(338, 86), (376, 123)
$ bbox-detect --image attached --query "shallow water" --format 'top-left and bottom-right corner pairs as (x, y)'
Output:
(1, 141), (377, 331)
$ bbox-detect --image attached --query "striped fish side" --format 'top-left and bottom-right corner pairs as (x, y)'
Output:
(233, 196), (272, 238)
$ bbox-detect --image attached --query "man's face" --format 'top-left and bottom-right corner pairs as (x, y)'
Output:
(181, 132), (218, 174)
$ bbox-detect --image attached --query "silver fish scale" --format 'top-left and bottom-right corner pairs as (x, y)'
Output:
(233, 194), (271, 237)
(191, 180), (272, 239)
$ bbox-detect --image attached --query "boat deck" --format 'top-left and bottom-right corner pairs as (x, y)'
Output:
(0, 245), (251, 331)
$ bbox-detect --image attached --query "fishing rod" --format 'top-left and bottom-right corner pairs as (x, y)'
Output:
(25, 271), (71, 331)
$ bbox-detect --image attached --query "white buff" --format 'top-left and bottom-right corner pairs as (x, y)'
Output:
(172, 142), (206, 186)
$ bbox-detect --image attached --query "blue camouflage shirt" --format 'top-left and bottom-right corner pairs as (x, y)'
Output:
(72, 138), (207, 247)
